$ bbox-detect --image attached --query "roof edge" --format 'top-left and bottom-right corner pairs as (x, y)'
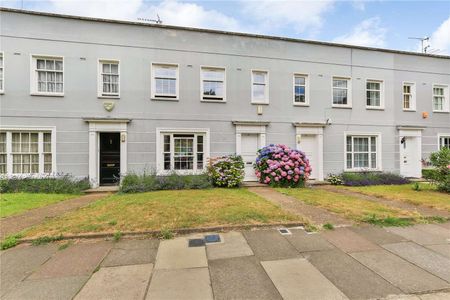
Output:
(1, 7), (449, 60)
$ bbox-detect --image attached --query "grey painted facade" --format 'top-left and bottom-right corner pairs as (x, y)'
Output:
(1, 8), (449, 186)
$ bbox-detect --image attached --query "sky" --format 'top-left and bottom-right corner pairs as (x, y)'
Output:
(2, 0), (450, 55)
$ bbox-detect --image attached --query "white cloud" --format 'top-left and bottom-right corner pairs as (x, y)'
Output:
(333, 17), (386, 47)
(429, 16), (450, 55)
(351, 0), (365, 11)
(241, 0), (334, 35)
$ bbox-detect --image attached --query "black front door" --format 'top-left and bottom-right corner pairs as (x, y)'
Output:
(99, 132), (120, 185)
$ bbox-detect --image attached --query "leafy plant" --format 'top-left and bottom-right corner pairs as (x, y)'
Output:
(58, 241), (73, 250)
(0, 233), (23, 250)
(412, 182), (421, 191)
(158, 228), (174, 239)
(363, 215), (413, 227)
(340, 172), (410, 186)
(113, 231), (122, 242)
(120, 171), (212, 193)
(208, 155), (245, 187)
(327, 174), (343, 185)
(0, 174), (89, 194)
(427, 147), (450, 193)
(31, 234), (64, 246)
(323, 223), (334, 230)
(304, 224), (318, 232)
(108, 220), (117, 226)
(254, 144), (311, 188)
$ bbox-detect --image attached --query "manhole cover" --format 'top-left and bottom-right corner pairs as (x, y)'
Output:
(278, 228), (292, 235)
(188, 239), (205, 247)
(205, 234), (221, 243)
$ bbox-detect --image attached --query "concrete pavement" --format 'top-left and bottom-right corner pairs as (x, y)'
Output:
(1, 222), (450, 299)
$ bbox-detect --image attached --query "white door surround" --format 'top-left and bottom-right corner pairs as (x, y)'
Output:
(398, 126), (423, 178)
(293, 122), (326, 181)
(85, 118), (130, 187)
(233, 121), (269, 182)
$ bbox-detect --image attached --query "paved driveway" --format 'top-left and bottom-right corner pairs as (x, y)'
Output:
(1, 223), (450, 300)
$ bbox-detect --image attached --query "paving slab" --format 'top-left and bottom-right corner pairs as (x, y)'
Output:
(2, 276), (89, 300)
(285, 229), (335, 252)
(437, 222), (450, 230)
(29, 241), (112, 279)
(154, 236), (207, 270)
(0, 244), (57, 296)
(379, 295), (421, 300)
(261, 258), (348, 300)
(426, 244), (450, 259)
(414, 224), (450, 240)
(209, 256), (282, 300)
(102, 239), (159, 267)
(385, 227), (447, 245)
(75, 264), (153, 300)
(306, 249), (401, 299)
(146, 267), (213, 300)
(350, 249), (450, 293)
(383, 242), (450, 282)
(420, 292), (450, 300)
(206, 232), (253, 260)
(243, 229), (301, 260)
(350, 225), (408, 245)
(321, 227), (380, 253)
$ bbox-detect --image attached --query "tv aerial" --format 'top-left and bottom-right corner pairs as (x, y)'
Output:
(408, 36), (430, 53)
(138, 14), (162, 24)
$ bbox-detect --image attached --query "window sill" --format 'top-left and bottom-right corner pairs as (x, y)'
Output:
(98, 95), (120, 99)
(251, 101), (269, 105)
(366, 107), (384, 110)
(30, 92), (64, 97)
(403, 109), (416, 112)
(344, 168), (381, 173)
(201, 99), (227, 103)
(293, 103), (310, 107)
(332, 105), (352, 109)
(433, 110), (450, 113)
(151, 97), (179, 101)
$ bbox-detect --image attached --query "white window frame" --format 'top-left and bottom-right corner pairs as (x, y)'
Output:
(432, 84), (449, 113)
(402, 82), (416, 111)
(344, 132), (382, 172)
(438, 134), (450, 150)
(0, 51), (4, 94)
(200, 66), (226, 102)
(0, 126), (57, 175)
(156, 128), (210, 175)
(293, 73), (309, 106)
(151, 63), (179, 100)
(30, 54), (64, 97)
(98, 59), (120, 98)
(251, 70), (269, 104)
(331, 76), (352, 108)
(366, 79), (384, 110)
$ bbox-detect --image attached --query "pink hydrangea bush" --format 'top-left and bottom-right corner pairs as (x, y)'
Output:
(254, 144), (311, 187)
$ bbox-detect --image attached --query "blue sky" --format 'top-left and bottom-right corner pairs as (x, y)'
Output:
(3, 0), (450, 54)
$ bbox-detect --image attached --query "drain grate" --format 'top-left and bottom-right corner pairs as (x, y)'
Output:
(204, 234), (221, 243)
(188, 238), (205, 247)
(278, 228), (292, 235)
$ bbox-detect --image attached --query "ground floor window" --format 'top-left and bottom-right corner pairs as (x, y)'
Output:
(0, 130), (53, 174)
(439, 135), (450, 149)
(160, 131), (207, 173)
(345, 134), (379, 170)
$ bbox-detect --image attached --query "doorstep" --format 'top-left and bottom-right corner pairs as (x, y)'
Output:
(85, 186), (119, 194)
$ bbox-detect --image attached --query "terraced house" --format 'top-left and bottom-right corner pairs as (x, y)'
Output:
(0, 8), (449, 187)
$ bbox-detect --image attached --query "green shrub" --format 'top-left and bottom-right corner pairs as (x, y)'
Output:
(0, 233), (22, 250)
(0, 175), (90, 194)
(428, 147), (450, 193)
(341, 171), (410, 186)
(120, 171), (212, 193)
(208, 155), (245, 188)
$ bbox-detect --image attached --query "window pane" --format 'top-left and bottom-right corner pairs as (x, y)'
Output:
(111, 64), (119, 74)
(46, 60), (54, 70)
(102, 63), (111, 73)
(55, 60), (63, 71)
(370, 137), (376, 152)
(333, 89), (348, 105)
(37, 59), (45, 69)
(367, 91), (380, 106)
(346, 153), (352, 169)
(202, 69), (224, 81)
(346, 136), (352, 152)
(295, 76), (305, 85)
(354, 153), (369, 168)
(253, 84), (266, 100)
(333, 79), (347, 88)
(367, 82), (380, 90)
(203, 81), (223, 97)
(154, 66), (176, 78)
(252, 72), (266, 84)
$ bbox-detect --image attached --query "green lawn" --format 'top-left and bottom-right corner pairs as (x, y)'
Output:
(340, 184), (450, 212)
(23, 188), (302, 238)
(1, 193), (79, 218)
(277, 187), (420, 224)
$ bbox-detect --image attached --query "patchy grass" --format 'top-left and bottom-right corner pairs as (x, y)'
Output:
(277, 187), (420, 225)
(1, 193), (79, 218)
(363, 215), (414, 227)
(0, 233), (23, 250)
(23, 188), (301, 238)
(340, 184), (450, 212)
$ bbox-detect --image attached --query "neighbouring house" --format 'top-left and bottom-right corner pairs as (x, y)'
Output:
(0, 8), (449, 187)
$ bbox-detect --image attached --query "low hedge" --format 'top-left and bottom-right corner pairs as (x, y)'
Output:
(0, 175), (90, 194)
(328, 171), (410, 186)
(120, 172), (212, 193)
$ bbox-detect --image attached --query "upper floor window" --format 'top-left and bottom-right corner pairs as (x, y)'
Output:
(332, 77), (351, 107)
(151, 63), (178, 100)
(403, 82), (416, 111)
(98, 60), (119, 98)
(31, 56), (63, 96)
(0, 130), (53, 174)
(0, 52), (4, 93)
(201, 67), (225, 101)
(345, 134), (379, 171)
(433, 84), (449, 112)
(251, 70), (269, 104)
(366, 80), (384, 109)
(439, 135), (450, 149)
(293, 74), (308, 105)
